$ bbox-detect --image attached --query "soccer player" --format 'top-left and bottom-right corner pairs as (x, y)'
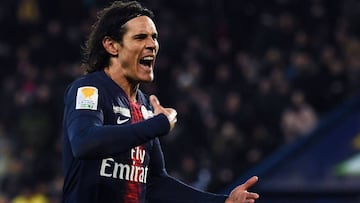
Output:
(62, 1), (259, 203)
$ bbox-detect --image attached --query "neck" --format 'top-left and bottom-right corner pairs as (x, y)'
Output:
(104, 68), (139, 103)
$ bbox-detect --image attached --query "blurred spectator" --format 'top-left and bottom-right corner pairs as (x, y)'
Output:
(281, 90), (318, 142)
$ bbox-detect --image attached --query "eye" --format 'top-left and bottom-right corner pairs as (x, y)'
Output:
(134, 34), (147, 40)
(152, 34), (158, 41)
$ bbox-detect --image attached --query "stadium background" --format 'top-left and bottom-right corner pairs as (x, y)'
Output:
(1, 0), (360, 202)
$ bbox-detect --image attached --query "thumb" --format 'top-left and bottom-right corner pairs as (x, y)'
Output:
(150, 95), (161, 109)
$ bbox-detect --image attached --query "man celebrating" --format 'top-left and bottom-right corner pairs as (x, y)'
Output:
(62, 1), (259, 203)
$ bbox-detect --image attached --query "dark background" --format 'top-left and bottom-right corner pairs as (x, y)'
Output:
(1, 0), (360, 202)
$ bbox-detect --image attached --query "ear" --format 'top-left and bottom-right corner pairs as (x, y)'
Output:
(102, 36), (119, 56)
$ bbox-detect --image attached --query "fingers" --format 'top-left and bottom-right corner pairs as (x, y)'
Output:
(165, 108), (177, 122)
(226, 189), (259, 203)
(245, 191), (259, 200)
(227, 176), (259, 203)
(232, 190), (259, 202)
(166, 108), (177, 130)
(240, 176), (258, 190)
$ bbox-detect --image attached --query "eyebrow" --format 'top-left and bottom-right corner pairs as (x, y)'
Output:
(133, 32), (158, 39)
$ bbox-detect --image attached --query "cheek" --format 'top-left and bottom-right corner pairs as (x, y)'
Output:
(119, 49), (138, 68)
(121, 61), (130, 69)
(156, 42), (160, 53)
(119, 52), (130, 68)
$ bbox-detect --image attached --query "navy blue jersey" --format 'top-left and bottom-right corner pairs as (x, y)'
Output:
(62, 70), (228, 203)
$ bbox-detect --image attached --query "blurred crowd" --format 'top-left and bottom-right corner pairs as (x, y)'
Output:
(1, 0), (360, 202)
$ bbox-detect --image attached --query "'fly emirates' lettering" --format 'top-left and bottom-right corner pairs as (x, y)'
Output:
(100, 146), (148, 183)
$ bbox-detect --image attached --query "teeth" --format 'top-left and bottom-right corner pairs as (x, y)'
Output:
(140, 56), (154, 67)
(142, 56), (154, 60)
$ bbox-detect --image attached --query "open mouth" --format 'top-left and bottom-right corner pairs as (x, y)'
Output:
(139, 56), (154, 68)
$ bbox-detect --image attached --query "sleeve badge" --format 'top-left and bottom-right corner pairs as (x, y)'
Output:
(75, 86), (99, 110)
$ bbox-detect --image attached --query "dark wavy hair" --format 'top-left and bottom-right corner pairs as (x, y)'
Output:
(81, 1), (154, 73)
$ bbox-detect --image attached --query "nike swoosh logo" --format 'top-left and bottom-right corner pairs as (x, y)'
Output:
(117, 117), (130, 124)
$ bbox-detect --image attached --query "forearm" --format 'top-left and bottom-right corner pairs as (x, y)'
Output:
(67, 114), (169, 159)
(146, 175), (228, 203)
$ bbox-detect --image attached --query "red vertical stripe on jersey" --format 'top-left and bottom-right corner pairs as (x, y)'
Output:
(124, 101), (144, 203)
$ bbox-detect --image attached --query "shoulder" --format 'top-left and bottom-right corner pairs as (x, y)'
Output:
(70, 72), (103, 88)
(66, 71), (105, 91)
(64, 72), (105, 103)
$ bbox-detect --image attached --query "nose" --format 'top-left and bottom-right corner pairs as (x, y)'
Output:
(145, 38), (158, 53)
(145, 44), (155, 52)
